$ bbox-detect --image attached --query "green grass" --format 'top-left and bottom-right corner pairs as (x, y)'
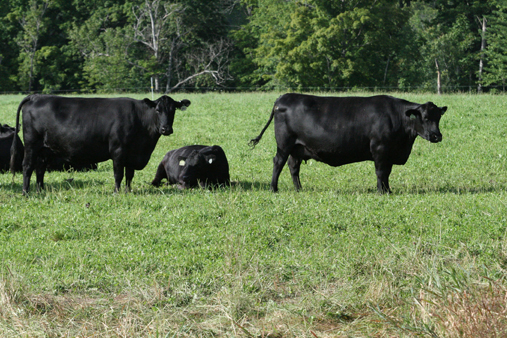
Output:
(1, 92), (507, 337)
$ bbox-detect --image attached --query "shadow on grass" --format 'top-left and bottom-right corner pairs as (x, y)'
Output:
(234, 180), (272, 191)
(396, 184), (507, 195)
(4, 176), (504, 196)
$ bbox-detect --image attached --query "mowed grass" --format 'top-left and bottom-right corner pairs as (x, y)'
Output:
(0, 92), (506, 337)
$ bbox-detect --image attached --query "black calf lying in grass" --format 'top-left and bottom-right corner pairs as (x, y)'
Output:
(152, 145), (230, 189)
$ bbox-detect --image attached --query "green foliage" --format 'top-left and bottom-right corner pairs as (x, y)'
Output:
(483, 0), (507, 90)
(0, 0), (506, 92)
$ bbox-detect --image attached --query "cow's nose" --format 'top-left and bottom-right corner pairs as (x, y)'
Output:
(430, 133), (442, 143)
(160, 127), (173, 135)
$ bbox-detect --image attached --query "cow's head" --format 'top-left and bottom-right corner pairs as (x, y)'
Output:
(177, 148), (218, 189)
(406, 102), (447, 143)
(144, 96), (191, 135)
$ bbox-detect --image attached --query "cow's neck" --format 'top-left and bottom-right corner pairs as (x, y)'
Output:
(141, 109), (160, 137)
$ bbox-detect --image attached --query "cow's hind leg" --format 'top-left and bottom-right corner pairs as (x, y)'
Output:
(271, 145), (294, 192)
(125, 167), (135, 192)
(35, 163), (46, 191)
(287, 155), (303, 191)
(21, 144), (40, 194)
(22, 155), (35, 194)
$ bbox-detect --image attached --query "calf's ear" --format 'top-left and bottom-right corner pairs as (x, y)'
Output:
(440, 106), (447, 115)
(177, 99), (191, 111)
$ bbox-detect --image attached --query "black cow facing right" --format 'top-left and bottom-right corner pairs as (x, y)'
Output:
(250, 94), (447, 193)
(152, 145), (230, 189)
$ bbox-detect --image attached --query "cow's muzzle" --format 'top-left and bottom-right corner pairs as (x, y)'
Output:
(160, 127), (173, 135)
(429, 132), (442, 143)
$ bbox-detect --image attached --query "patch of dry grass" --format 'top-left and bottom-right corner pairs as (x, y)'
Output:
(1, 275), (413, 337)
(414, 277), (507, 338)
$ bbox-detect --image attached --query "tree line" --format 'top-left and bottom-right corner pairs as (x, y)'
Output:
(0, 0), (506, 94)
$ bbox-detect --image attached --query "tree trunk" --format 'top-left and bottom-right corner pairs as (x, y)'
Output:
(383, 56), (390, 86)
(478, 16), (487, 93)
(435, 59), (441, 95)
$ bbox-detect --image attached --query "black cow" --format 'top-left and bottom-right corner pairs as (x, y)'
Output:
(249, 94), (447, 193)
(2, 123), (98, 173)
(1, 124), (23, 172)
(151, 145), (230, 189)
(11, 94), (190, 193)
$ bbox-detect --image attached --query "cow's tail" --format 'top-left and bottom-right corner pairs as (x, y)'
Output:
(248, 105), (277, 149)
(10, 95), (31, 175)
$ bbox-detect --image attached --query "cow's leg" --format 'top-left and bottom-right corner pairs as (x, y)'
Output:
(21, 143), (42, 194)
(271, 132), (296, 192)
(35, 161), (46, 191)
(112, 161), (124, 193)
(271, 147), (291, 192)
(287, 155), (303, 191)
(374, 160), (393, 194)
(125, 167), (135, 192)
(151, 162), (167, 187)
(22, 150), (35, 194)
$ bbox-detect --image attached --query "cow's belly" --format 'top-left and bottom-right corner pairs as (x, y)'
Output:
(293, 138), (373, 167)
(44, 135), (111, 164)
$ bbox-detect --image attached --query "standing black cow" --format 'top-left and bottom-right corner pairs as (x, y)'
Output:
(249, 94), (447, 193)
(11, 94), (190, 193)
(151, 145), (230, 189)
(1, 124), (23, 172)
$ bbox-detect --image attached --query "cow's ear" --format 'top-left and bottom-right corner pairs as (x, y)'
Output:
(143, 98), (157, 108)
(205, 154), (216, 164)
(405, 106), (421, 120)
(178, 156), (187, 167)
(440, 106), (447, 115)
(176, 99), (191, 111)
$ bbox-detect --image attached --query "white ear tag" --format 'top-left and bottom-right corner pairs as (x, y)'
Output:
(410, 114), (417, 120)
(179, 160), (186, 166)
(208, 158), (214, 164)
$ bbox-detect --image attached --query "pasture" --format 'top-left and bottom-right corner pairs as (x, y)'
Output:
(0, 92), (506, 337)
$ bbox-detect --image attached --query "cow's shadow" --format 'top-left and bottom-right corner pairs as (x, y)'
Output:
(234, 181), (271, 191)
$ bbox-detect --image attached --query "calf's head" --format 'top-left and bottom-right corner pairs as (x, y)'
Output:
(178, 149), (218, 188)
(144, 96), (191, 135)
(406, 102), (447, 143)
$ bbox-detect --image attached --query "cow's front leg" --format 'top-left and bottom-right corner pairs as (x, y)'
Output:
(112, 161), (124, 193)
(287, 155), (303, 191)
(374, 160), (393, 194)
(125, 167), (135, 192)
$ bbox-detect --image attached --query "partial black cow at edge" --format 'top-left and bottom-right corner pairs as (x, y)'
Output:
(1, 124), (97, 173)
(1, 124), (23, 172)
(249, 94), (447, 193)
(151, 145), (230, 189)
(10, 94), (191, 193)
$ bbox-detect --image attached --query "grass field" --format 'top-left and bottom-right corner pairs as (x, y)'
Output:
(1, 92), (506, 337)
